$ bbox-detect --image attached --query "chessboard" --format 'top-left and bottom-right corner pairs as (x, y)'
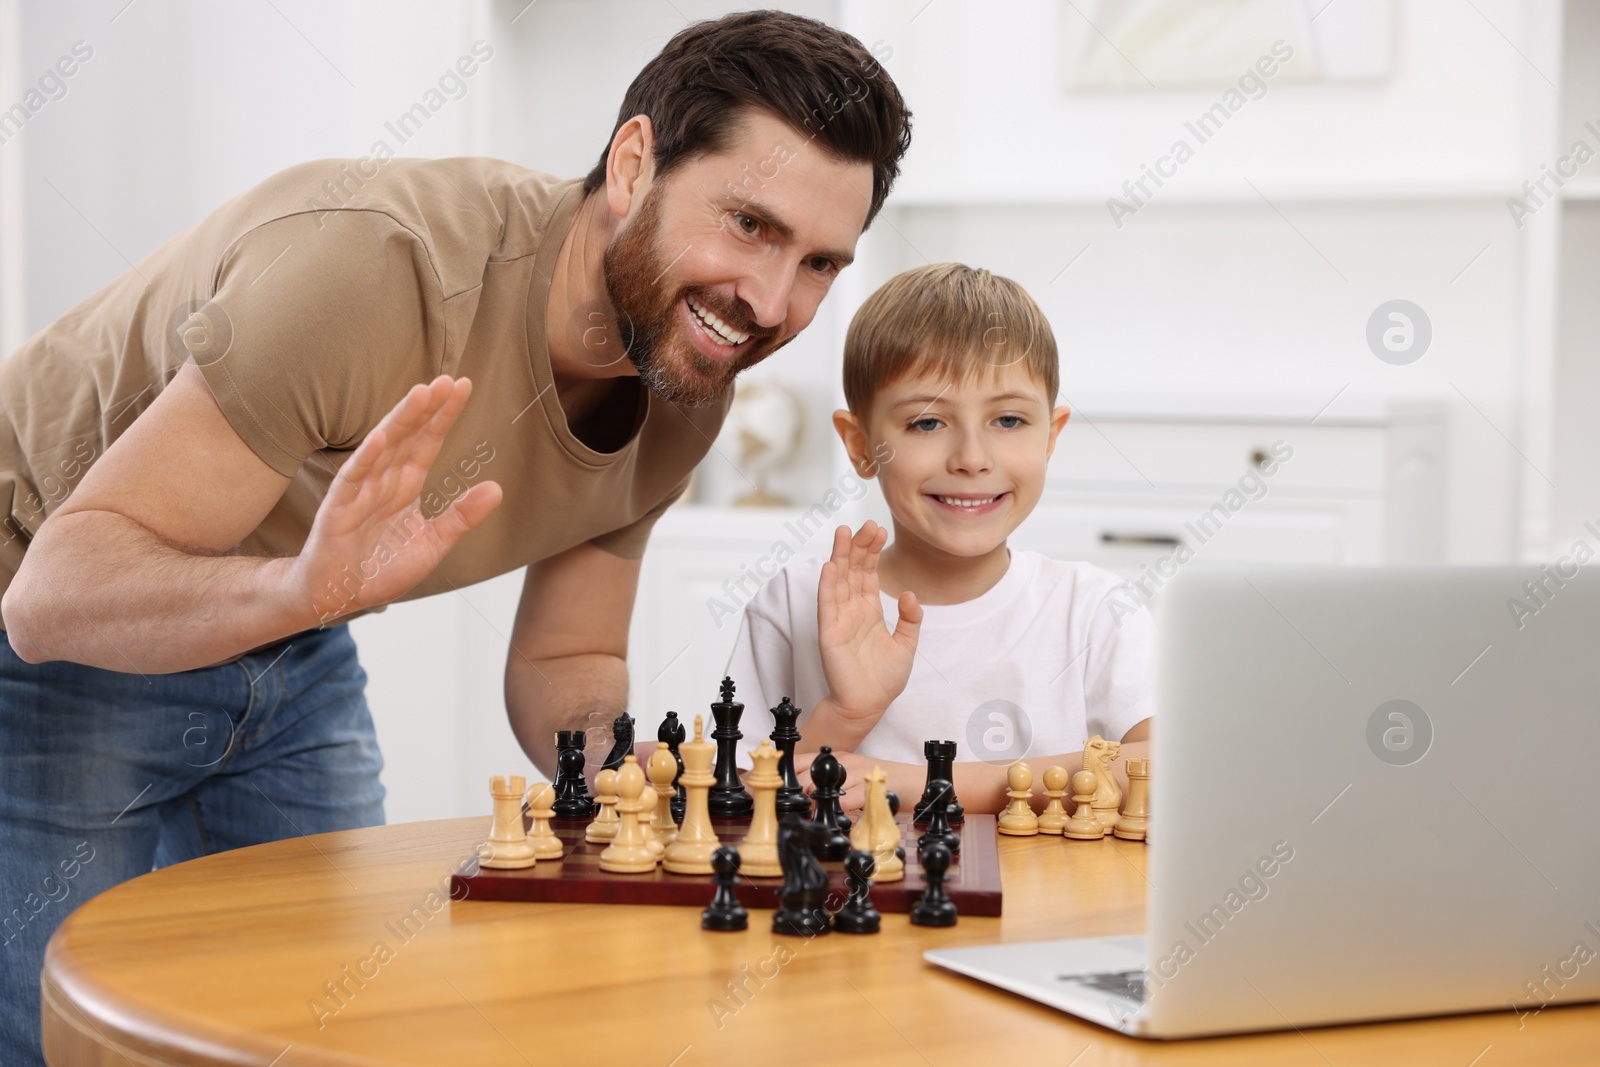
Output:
(452, 812), (1003, 916)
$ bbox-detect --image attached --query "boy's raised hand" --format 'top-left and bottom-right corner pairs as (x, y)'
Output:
(817, 521), (923, 729)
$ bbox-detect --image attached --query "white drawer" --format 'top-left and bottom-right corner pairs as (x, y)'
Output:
(1010, 497), (1384, 572)
(1049, 420), (1386, 494)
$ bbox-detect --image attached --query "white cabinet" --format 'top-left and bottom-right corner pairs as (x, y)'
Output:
(627, 508), (820, 737)
(1011, 496), (1381, 570)
(1031, 404), (1446, 579)
(1053, 421), (1383, 494)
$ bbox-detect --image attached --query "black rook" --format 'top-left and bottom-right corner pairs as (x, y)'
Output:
(551, 729), (594, 819)
(913, 740), (965, 825)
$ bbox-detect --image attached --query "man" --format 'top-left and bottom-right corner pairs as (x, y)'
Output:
(0, 11), (911, 1063)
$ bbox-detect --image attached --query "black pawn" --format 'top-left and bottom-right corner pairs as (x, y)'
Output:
(914, 740), (965, 825)
(910, 841), (958, 927)
(885, 790), (900, 817)
(701, 846), (749, 932)
(601, 711), (635, 772)
(917, 779), (960, 857)
(707, 677), (754, 817)
(550, 730), (594, 819)
(833, 850), (881, 934)
(806, 747), (852, 860)
(772, 815), (831, 937)
(659, 711), (687, 822)
(770, 697), (812, 816)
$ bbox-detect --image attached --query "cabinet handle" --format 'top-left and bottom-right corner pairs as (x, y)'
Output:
(1100, 532), (1183, 547)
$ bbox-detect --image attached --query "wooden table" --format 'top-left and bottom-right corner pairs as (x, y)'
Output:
(43, 817), (1598, 1066)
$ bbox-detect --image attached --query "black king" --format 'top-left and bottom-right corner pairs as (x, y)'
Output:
(706, 676), (754, 818)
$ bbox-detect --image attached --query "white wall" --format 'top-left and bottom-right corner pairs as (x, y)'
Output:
(3, 0), (512, 825)
(866, 0), (1540, 200)
(1550, 0), (1600, 550)
(13, 1), (495, 330)
(838, 0), (1564, 564)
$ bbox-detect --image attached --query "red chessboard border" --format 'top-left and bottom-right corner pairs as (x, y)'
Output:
(453, 813), (1002, 916)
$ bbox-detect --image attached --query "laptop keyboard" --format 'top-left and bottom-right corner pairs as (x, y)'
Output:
(1058, 969), (1148, 1004)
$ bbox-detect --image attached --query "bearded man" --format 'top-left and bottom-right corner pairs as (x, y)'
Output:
(0, 11), (911, 1064)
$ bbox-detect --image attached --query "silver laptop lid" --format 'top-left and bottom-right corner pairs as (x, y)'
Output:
(1144, 566), (1600, 1037)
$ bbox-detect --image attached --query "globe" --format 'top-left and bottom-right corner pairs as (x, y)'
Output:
(717, 380), (804, 506)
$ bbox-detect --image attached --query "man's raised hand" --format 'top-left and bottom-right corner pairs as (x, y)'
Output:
(816, 521), (922, 729)
(293, 376), (503, 625)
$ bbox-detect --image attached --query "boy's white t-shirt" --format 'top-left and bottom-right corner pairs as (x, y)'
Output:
(724, 549), (1154, 768)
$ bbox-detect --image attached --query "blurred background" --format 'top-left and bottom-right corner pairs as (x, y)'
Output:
(1, 0), (1591, 821)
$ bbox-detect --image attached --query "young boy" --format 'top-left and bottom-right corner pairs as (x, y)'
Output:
(726, 263), (1152, 814)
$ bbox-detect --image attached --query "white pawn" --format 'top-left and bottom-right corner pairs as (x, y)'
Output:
(1037, 766), (1070, 836)
(524, 782), (564, 861)
(639, 784), (663, 859)
(586, 768), (621, 843)
(997, 761), (1039, 836)
(1064, 770), (1104, 840)
(647, 742), (680, 847)
(599, 756), (656, 874)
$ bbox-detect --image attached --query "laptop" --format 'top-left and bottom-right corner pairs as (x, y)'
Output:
(925, 566), (1600, 1038)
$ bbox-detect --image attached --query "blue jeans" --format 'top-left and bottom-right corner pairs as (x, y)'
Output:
(0, 624), (385, 1067)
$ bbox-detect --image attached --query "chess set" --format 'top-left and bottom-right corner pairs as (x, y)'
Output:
(453, 679), (1002, 930)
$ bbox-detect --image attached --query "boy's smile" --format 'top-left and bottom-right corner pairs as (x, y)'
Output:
(928, 492), (1009, 514)
(835, 361), (1070, 601)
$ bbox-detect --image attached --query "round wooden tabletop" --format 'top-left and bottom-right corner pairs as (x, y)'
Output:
(42, 816), (1597, 1066)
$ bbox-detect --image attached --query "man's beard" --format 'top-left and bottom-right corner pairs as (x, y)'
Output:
(600, 186), (782, 407)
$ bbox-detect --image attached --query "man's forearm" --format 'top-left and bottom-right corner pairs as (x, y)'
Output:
(2, 510), (310, 672)
(505, 651), (629, 780)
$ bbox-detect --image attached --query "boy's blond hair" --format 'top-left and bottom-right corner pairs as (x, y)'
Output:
(842, 263), (1058, 415)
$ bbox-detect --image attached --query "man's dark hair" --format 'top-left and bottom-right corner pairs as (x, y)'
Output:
(582, 10), (912, 229)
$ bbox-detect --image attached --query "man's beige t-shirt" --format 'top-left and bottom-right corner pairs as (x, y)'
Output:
(0, 157), (728, 649)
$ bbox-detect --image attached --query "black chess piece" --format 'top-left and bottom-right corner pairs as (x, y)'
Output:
(701, 846), (749, 932)
(707, 677), (755, 817)
(909, 841), (958, 927)
(833, 850), (881, 934)
(806, 747), (852, 860)
(659, 711), (687, 822)
(551, 730), (594, 819)
(601, 711), (635, 773)
(913, 740), (965, 825)
(772, 815), (831, 936)
(885, 790), (900, 817)
(917, 779), (961, 856)
(770, 697), (812, 816)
